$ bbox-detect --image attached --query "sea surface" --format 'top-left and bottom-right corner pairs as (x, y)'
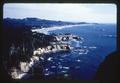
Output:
(31, 23), (117, 80)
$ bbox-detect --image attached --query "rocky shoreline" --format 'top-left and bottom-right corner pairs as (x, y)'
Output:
(10, 32), (81, 79)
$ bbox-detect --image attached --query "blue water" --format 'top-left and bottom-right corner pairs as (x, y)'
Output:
(38, 24), (116, 80)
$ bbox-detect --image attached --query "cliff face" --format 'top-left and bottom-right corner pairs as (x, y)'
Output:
(2, 26), (33, 80)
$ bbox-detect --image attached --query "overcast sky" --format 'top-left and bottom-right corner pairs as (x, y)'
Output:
(3, 3), (116, 23)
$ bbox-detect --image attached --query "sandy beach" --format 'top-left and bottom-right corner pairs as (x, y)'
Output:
(31, 24), (93, 34)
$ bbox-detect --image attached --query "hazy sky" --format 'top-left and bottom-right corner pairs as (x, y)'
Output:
(3, 3), (116, 23)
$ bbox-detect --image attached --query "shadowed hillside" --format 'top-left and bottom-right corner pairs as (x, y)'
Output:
(3, 18), (87, 29)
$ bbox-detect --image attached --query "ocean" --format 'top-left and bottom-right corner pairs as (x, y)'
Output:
(32, 23), (117, 80)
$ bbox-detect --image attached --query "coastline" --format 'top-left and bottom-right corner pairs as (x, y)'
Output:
(31, 24), (93, 34)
